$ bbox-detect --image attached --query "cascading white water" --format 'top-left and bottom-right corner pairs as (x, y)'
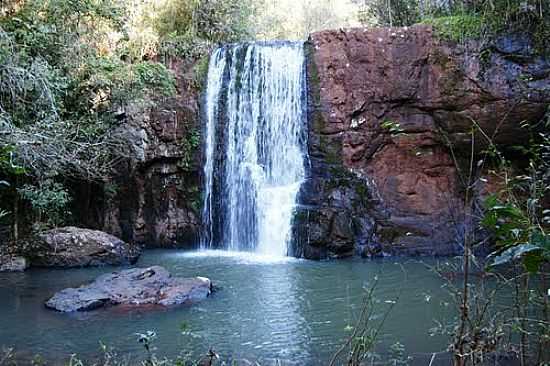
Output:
(201, 42), (307, 257)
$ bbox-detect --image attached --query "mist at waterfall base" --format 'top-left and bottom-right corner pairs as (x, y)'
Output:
(0, 251), (456, 365)
(201, 42), (307, 257)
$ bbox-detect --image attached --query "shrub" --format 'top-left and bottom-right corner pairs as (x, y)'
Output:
(18, 179), (72, 228)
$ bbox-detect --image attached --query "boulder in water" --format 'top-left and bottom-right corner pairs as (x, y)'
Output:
(45, 266), (212, 312)
(0, 255), (28, 272)
(26, 227), (140, 268)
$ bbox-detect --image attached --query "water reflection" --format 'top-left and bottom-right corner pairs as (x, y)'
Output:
(0, 251), (452, 365)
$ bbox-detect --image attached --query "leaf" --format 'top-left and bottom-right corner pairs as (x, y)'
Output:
(523, 252), (544, 273)
(531, 231), (550, 248)
(484, 194), (499, 209)
(488, 244), (542, 267)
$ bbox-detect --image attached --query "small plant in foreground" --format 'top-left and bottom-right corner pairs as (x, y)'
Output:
(330, 267), (408, 366)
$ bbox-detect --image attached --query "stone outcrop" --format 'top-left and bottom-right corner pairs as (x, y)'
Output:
(292, 26), (549, 259)
(26, 227), (140, 267)
(71, 58), (203, 248)
(0, 255), (28, 272)
(45, 266), (212, 312)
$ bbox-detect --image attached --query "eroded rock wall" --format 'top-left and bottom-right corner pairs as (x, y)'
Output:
(72, 59), (203, 248)
(292, 25), (549, 259)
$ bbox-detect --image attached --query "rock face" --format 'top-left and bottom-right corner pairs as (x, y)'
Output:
(27, 227), (140, 267)
(45, 266), (212, 312)
(0, 255), (28, 272)
(71, 58), (202, 248)
(291, 26), (549, 259)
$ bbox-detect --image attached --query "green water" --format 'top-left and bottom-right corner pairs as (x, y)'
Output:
(0, 250), (456, 365)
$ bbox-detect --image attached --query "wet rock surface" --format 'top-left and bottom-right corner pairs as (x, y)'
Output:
(0, 255), (28, 272)
(27, 227), (140, 267)
(292, 25), (549, 259)
(71, 58), (202, 249)
(45, 266), (212, 312)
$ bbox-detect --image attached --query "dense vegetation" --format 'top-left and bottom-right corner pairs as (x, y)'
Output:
(0, 0), (366, 238)
(357, 0), (549, 52)
(0, 0), (256, 236)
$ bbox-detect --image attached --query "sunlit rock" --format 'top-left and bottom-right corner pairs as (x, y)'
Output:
(45, 266), (212, 312)
(26, 226), (140, 267)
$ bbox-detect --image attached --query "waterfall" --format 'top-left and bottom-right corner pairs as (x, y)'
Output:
(201, 42), (307, 257)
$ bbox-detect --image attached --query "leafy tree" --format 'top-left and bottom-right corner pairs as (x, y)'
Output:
(357, 0), (421, 27)
(255, 0), (360, 40)
(355, 0), (549, 53)
(0, 0), (256, 237)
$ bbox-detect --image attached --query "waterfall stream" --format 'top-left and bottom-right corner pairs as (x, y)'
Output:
(201, 42), (307, 257)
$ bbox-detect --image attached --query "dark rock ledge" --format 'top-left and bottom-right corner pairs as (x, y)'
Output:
(45, 266), (212, 312)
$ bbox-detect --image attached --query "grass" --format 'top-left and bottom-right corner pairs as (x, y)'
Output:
(420, 15), (485, 42)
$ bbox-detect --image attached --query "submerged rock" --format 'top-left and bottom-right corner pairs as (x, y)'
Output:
(27, 227), (141, 268)
(45, 266), (212, 312)
(0, 255), (28, 272)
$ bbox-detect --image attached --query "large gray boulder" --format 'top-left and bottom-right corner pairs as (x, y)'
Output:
(28, 227), (141, 267)
(0, 255), (28, 272)
(45, 266), (212, 312)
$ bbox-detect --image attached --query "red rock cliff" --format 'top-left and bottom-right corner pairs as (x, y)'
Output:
(291, 25), (549, 258)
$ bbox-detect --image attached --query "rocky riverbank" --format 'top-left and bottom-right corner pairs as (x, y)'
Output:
(0, 226), (140, 271)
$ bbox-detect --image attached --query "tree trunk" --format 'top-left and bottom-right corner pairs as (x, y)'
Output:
(13, 177), (18, 242)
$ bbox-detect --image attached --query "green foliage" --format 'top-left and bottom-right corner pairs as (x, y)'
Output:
(0, 146), (25, 176)
(481, 117), (550, 273)
(134, 62), (177, 97)
(0, 0), (258, 240)
(420, 15), (484, 42)
(485, 220), (550, 274)
(158, 32), (212, 60)
(17, 179), (72, 228)
(482, 195), (530, 247)
(70, 56), (137, 115)
(154, 0), (254, 59)
(0, 0), (124, 65)
(0, 1), (133, 182)
(191, 55), (210, 90)
(359, 0), (549, 54)
(380, 119), (404, 135)
(103, 181), (119, 200)
(0, 29), (61, 129)
(477, 0), (549, 53)
(178, 129), (201, 171)
(254, 0), (361, 40)
(191, 0), (254, 43)
(358, 0), (420, 27)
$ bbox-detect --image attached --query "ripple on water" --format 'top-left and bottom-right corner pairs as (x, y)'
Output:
(0, 250), (453, 365)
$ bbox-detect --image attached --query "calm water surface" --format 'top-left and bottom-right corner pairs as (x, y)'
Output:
(0, 250), (455, 365)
